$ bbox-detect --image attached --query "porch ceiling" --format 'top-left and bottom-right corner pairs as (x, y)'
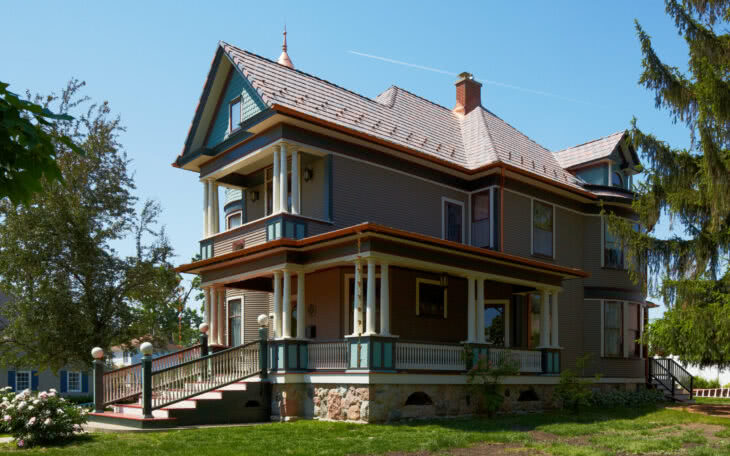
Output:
(178, 223), (588, 291)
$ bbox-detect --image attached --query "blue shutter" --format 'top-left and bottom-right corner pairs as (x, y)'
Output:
(81, 373), (89, 393)
(59, 370), (67, 393)
(31, 371), (38, 391)
(7, 371), (15, 391)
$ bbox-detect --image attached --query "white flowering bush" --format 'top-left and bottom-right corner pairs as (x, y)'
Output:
(0, 387), (87, 448)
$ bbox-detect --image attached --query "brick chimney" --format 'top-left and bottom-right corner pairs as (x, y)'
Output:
(453, 72), (482, 116)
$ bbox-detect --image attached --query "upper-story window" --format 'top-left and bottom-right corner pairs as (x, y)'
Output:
(471, 191), (490, 248)
(226, 211), (242, 230)
(612, 171), (623, 187)
(604, 220), (624, 269)
(229, 97), (241, 132)
(532, 200), (554, 258)
(442, 198), (464, 243)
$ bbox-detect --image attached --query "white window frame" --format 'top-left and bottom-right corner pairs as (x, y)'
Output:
(415, 278), (447, 318)
(225, 210), (243, 231)
(15, 370), (31, 392)
(228, 96), (242, 134)
(441, 197), (465, 244)
(484, 299), (510, 347)
(67, 371), (81, 393)
(530, 198), (556, 259)
(227, 296), (244, 346)
(599, 300), (644, 359)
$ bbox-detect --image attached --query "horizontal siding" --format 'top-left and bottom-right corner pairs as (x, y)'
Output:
(236, 290), (271, 344)
(206, 71), (266, 148)
(582, 217), (638, 290)
(502, 190), (531, 258)
(213, 223), (267, 256)
(331, 155), (468, 239)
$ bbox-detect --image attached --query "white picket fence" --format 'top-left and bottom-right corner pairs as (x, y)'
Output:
(694, 388), (730, 398)
(308, 341), (348, 370)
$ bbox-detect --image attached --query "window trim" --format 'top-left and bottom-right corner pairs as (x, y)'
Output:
(441, 197), (465, 244)
(415, 278), (448, 319)
(15, 370), (31, 392)
(226, 210), (243, 231)
(67, 371), (82, 393)
(228, 96), (242, 133)
(227, 296), (243, 346)
(599, 299), (645, 359)
(530, 199), (556, 259)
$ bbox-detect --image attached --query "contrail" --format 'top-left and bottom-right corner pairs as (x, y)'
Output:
(348, 50), (602, 107)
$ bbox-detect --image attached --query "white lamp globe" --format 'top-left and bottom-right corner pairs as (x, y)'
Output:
(199, 322), (209, 334)
(257, 314), (269, 327)
(139, 342), (154, 356)
(91, 347), (104, 360)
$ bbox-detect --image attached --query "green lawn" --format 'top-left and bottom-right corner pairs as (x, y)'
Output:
(1, 406), (728, 455)
(696, 397), (730, 405)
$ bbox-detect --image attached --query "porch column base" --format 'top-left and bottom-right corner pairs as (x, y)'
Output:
(462, 342), (490, 370)
(540, 348), (561, 374)
(270, 339), (309, 372)
(345, 335), (398, 371)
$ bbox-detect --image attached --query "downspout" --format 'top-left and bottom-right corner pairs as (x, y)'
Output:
(500, 166), (505, 252)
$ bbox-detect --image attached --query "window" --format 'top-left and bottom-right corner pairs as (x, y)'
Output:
(532, 201), (554, 257)
(67, 371), (81, 393)
(416, 278), (447, 318)
(442, 199), (463, 243)
(228, 299), (242, 347)
(612, 171), (623, 188)
(628, 303), (641, 358)
(603, 220), (624, 269)
(603, 301), (623, 357)
(226, 211), (242, 230)
(471, 192), (490, 248)
(15, 371), (30, 391)
(229, 98), (241, 132)
(484, 304), (505, 345)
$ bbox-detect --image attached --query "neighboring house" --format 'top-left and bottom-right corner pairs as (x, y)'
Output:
(0, 293), (92, 397)
(96, 37), (677, 425)
(109, 339), (181, 369)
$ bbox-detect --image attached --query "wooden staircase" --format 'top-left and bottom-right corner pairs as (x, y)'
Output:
(649, 358), (695, 404)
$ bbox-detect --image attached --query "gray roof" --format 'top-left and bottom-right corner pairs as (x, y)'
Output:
(215, 42), (623, 191)
(554, 131), (626, 169)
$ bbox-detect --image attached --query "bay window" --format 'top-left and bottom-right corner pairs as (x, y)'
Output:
(603, 301), (623, 357)
(442, 198), (464, 243)
(532, 200), (554, 258)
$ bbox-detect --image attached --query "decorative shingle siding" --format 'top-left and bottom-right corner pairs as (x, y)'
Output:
(225, 188), (243, 206)
(206, 71), (266, 149)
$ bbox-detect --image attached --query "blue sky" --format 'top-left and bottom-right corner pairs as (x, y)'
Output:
(1, 2), (690, 315)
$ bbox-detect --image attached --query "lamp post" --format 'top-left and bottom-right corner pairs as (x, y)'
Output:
(91, 347), (105, 413)
(199, 322), (209, 357)
(258, 314), (269, 378)
(140, 342), (154, 419)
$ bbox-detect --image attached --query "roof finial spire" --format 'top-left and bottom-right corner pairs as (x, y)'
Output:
(278, 25), (294, 69)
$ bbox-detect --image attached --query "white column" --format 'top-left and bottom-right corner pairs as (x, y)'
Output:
(467, 277), (476, 342)
(539, 290), (550, 348)
(209, 288), (217, 345)
(273, 271), (282, 339)
(218, 288), (226, 346)
(204, 287), (211, 325)
(476, 278), (485, 343)
(504, 300), (511, 347)
(207, 180), (215, 236)
(291, 150), (300, 215)
(272, 147), (280, 214)
(365, 259), (376, 335)
(297, 271), (306, 339)
(352, 260), (363, 335)
(212, 182), (220, 234)
(279, 144), (288, 213)
(380, 263), (390, 336)
(282, 270), (291, 338)
(203, 182), (209, 237)
(551, 292), (560, 348)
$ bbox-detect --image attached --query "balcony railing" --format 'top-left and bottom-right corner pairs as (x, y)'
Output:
(308, 341), (348, 370)
(395, 341), (465, 371)
(488, 348), (543, 373)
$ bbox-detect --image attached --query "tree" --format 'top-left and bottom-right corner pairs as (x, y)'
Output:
(610, 0), (730, 369)
(0, 80), (194, 371)
(0, 81), (82, 204)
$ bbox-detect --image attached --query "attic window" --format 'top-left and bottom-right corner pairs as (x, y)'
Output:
(229, 97), (242, 132)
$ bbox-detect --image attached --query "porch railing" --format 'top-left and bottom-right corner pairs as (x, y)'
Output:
(694, 388), (730, 398)
(395, 341), (465, 371)
(101, 344), (201, 406)
(489, 348), (543, 373)
(308, 341), (348, 370)
(151, 341), (260, 410)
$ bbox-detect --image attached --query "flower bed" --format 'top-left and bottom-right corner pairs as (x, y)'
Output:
(0, 387), (87, 448)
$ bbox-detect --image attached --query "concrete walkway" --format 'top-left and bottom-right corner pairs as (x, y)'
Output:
(84, 421), (270, 433)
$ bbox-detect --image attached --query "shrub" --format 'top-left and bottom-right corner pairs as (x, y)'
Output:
(588, 388), (665, 408)
(63, 395), (93, 406)
(0, 388), (87, 448)
(555, 353), (600, 412)
(466, 350), (520, 417)
(693, 377), (721, 389)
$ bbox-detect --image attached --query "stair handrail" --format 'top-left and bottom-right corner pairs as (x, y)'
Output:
(148, 340), (263, 411)
(101, 344), (202, 406)
(650, 358), (695, 401)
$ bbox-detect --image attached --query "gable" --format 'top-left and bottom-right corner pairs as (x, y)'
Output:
(205, 69), (267, 149)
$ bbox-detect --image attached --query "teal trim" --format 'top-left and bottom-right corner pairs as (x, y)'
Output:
(384, 342), (393, 369)
(373, 341), (382, 368)
(299, 345), (308, 369)
(287, 345), (297, 369)
(349, 341), (358, 368)
(206, 71), (267, 149)
(576, 165), (608, 186)
(547, 354), (553, 373)
(277, 345), (285, 370)
(359, 341), (369, 368)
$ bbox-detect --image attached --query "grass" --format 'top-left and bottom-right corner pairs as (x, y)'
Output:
(695, 396), (730, 405)
(0, 406), (728, 455)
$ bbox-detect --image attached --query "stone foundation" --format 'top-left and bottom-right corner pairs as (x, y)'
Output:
(270, 381), (641, 423)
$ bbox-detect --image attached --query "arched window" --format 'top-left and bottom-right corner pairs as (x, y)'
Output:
(612, 172), (623, 187)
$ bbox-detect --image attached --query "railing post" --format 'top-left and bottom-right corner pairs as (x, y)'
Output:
(258, 314), (269, 379)
(690, 376), (694, 401)
(199, 322), (209, 357)
(91, 347), (105, 413)
(140, 342), (153, 419)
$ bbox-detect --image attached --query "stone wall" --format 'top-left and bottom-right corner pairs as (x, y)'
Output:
(270, 381), (641, 423)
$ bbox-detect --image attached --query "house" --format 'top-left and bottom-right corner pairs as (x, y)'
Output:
(0, 293), (92, 398)
(109, 339), (181, 369)
(90, 35), (688, 427)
